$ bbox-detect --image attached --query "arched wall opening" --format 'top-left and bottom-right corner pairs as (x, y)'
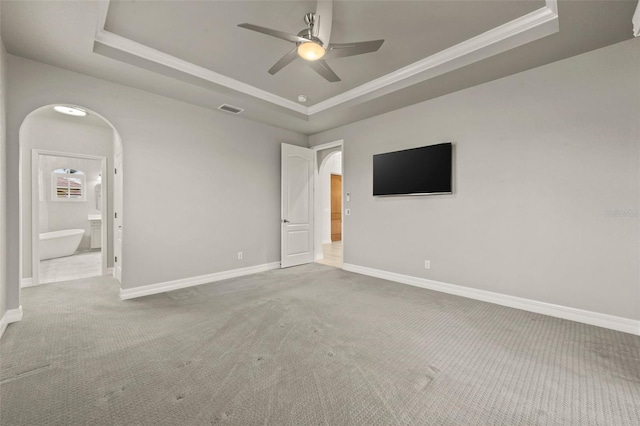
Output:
(18, 104), (123, 299)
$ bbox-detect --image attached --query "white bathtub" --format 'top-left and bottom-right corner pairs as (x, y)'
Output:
(39, 229), (85, 260)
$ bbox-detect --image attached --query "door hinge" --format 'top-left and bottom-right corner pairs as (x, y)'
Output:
(114, 212), (118, 219)
(115, 256), (118, 263)
(114, 168), (117, 174)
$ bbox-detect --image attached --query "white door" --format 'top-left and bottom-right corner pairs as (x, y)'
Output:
(281, 143), (314, 268)
(114, 151), (123, 282)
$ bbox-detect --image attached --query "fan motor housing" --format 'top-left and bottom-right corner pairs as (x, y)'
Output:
(297, 29), (322, 46)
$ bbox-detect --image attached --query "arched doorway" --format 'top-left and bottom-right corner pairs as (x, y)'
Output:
(18, 104), (123, 294)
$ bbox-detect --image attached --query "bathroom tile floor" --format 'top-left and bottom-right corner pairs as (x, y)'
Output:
(40, 251), (102, 284)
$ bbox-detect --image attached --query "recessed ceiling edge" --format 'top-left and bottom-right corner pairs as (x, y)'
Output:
(93, 0), (559, 117)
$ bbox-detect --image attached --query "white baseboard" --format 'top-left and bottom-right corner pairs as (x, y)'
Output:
(106, 267), (114, 276)
(315, 253), (324, 261)
(343, 263), (640, 336)
(0, 306), (24, 340)
(119, 262), (281, 300)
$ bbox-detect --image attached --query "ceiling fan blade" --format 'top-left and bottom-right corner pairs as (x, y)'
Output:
(325, 39), (385, 59)
(268, 47), (299, 75)
(308, 60), (341, 82)
(237, 23), (307, 44)
(314, 0), (333, 47)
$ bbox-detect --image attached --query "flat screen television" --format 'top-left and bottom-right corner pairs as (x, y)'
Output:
(373, 142), (452, 196)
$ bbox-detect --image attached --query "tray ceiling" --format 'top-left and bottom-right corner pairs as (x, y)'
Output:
(103, 0), (544, 105)
(1, 1), (638, 134)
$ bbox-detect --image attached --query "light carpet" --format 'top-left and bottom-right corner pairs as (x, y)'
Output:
(1, 263), (639, 425)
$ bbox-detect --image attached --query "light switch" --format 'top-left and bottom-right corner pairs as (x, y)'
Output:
(345, 209), (351, 216)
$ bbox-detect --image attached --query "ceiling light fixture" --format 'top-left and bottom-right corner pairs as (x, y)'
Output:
(54, 106), (87, 117)
(297, 95), (308, 103)
(297, 41), (325, 61)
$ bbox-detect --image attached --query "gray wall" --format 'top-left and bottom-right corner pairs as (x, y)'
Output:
(21, 111), (114, 277)
(6, 55), (307, 310)
(0, 10), (7, 320)
(309, 38), (640, 321)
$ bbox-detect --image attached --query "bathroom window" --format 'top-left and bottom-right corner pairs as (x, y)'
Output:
(52, 169), (85, 202)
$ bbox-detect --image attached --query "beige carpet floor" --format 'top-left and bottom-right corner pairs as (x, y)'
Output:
(1, 263), (639, 425)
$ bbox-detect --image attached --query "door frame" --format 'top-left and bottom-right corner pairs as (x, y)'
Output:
(30, 149), (108, 286)
(113, 149), (123, 283)
(312, 139), (344, 266)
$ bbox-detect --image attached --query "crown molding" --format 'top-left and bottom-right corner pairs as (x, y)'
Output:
(95, 0), (307, 114)
(94, 29), (309, 115)
(309, 1), (559, 114)
(94, 0), (558, 117)
(95, 0), (110, 36)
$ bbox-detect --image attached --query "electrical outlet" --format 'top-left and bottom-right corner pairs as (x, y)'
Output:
(238, 251), (243, 260)
(424, 260), (431, 269)
(346, 192), (351, 202)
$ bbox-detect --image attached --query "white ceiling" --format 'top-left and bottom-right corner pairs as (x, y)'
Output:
(1, 1), (638, 135)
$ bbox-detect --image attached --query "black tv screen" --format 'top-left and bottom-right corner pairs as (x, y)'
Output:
(373, 143), (452, 196)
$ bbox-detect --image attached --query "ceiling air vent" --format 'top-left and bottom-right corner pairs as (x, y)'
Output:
(218, 104), (244, 115)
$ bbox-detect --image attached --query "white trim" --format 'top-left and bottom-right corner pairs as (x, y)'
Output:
(308, 2), (558, 114)
(95, 0), (110, 37)
(343, 263), (640, 336)
(30, 149), (107, 163)
(94, 29), (308, 115)
(311, 139), (344, 152)
(94, 1), (558, 116)
(633, 0), (640, 37)
(101, 158), (109, 278)
(107, 267), (114, 276)
(119, 262), (280, 300)
(0, 306), (24, 340)
(31, 151), (40, 288)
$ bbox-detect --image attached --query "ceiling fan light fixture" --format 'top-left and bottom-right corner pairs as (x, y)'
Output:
(297, 41), (325, 61)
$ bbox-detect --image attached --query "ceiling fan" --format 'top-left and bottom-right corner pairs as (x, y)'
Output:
(237, 0), (384, 83)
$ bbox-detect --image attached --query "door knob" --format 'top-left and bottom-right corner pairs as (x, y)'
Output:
(283, 219), (290, 223)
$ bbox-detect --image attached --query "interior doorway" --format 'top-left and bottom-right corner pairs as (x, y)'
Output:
(34, 152), (106, 285)
(18, 104), (124, 293)
(331, 174), (342, 242)
(314, 141), (343, 268)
